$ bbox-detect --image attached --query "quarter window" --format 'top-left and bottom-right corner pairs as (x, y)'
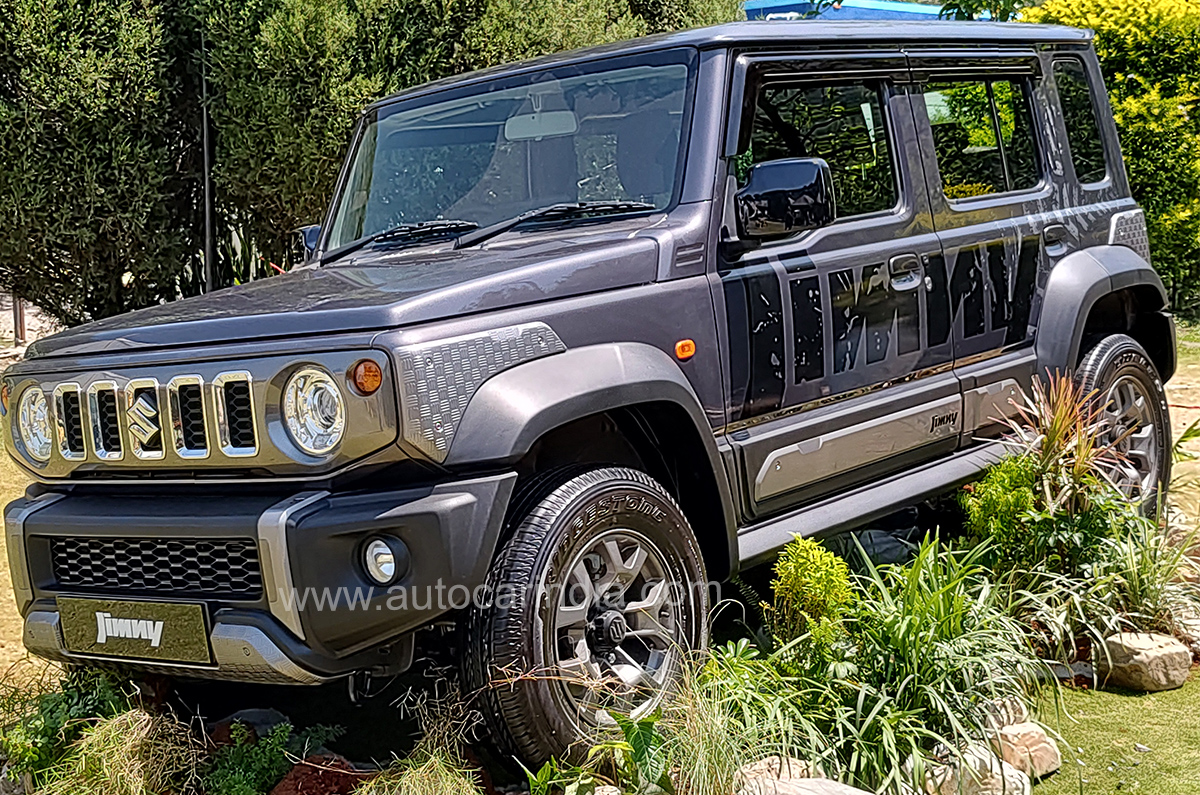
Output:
(737, 79), (897, 219)
(1054, 59), (1108, 184)
(925, 78), (1041, 200)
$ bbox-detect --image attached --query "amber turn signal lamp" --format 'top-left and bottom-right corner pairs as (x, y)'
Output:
(0, 383), (9, 415)
(675, 339), (696, 361)
(350, 359), (383, 395)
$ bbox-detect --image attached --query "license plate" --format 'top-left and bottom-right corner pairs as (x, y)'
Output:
(58, 597), (212, 664)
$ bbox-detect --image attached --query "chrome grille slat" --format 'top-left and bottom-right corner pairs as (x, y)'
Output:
(213, 371), (257, 457)
(86, 381), (122, 461)
(52, 383), (85, 461)
(167, 375), (209, 460)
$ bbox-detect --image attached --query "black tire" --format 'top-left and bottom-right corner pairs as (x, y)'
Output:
(463, 467), (708, 766)
(1075, 333), (1172, 510)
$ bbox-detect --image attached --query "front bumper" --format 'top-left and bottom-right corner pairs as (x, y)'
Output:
(7, 472), (516, 683)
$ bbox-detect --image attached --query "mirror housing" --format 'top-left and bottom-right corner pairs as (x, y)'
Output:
(735, 158), (836, 241)
(297, 224), (322, 262)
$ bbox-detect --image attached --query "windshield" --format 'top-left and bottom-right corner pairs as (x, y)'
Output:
(325, 49), (697, 251)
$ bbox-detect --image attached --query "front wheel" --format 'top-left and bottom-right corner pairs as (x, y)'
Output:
(1075, 333), (1172, 509)
(463, 467), (708, 766)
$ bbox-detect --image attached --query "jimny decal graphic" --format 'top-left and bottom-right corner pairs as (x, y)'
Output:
(95, 611), (164, 648)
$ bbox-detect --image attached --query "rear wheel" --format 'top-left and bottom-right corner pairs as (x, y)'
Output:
(463, 467), (707, 766)
(1075, 333), (1171, 509)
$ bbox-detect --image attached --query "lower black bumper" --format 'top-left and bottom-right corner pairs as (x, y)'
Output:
(6, 472), (516, 683)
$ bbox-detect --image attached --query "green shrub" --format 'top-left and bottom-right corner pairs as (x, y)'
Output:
(961, 454), (1133, 577)
(655, 542), (1045, 794)
(203, 721), (343, 795)
(1100, 517), (1200, 635)
(0, 0), (205, 325)
(836, 540), (1044, 792)
(0, 670), (132, 784)
(657, 641), (832, 794)
(767, 537), (853, 644)
(961, 375), (1135, 580)
(1025, 0), (1200, 306)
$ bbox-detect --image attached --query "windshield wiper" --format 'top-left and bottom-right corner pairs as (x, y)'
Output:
(320, 219), (479, 266)
(453, 201), (657, 251)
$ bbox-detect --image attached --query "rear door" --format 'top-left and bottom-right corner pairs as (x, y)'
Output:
(907, 53), (1057, 440)
(717, 53), (961, 520)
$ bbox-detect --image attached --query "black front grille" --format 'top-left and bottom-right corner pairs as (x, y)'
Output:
(177, 384), (207, 451)
(223, 380), (256, 449)
(60, 391), (85, 455)
(51, 536), (262, 598)
(96, 390), (121, 453)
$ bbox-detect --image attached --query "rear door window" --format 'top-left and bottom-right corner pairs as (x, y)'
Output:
(924, 78), (1041, 200)
(1053, 58), (1109, 185)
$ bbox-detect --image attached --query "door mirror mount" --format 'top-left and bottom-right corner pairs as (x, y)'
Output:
(296, 224), (322, 263)
(734, 158), (836, 242)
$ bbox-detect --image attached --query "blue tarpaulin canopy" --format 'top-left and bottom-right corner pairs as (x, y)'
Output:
(744, 0), (945, 20)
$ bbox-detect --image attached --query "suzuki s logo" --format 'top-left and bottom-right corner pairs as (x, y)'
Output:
(126, 393), (160, 445)
(95, 612), (164, 648)
(930, 411), (959, 433)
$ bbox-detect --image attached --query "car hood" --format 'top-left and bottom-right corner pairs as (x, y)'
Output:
(26, 230), (660, 360)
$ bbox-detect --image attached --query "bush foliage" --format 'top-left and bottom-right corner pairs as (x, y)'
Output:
(1026, 0), (1200, 307)
(0, 0), (739, 325)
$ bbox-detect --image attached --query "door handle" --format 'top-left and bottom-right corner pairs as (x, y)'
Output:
(1043, 224), (1069, 246)
(888, 253), (923, 291)
(888, 253), (921, 277)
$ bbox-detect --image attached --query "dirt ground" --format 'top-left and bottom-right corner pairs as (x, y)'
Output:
(0, 334), (1198, 678)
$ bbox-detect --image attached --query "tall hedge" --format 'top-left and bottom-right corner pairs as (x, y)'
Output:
(0, 0), (739, 326)
(1027, 0), (1200, 307)
(0, 0), (205, 325)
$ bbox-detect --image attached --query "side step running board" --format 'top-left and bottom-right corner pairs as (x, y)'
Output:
(737, 441), (1009, 568)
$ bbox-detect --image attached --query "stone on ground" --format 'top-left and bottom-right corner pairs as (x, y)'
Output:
(1098, 633), (1191, 692)
(983, 696), (1029, 730)
(919, 743), (1031, 795)
(741, 779), (873, 795)
(737, 755), (826, 794)
(992, 722), (1062, 779)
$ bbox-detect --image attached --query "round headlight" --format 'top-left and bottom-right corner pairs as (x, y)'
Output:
(17, 387), (52, 463)
(282, 367), (346, 455)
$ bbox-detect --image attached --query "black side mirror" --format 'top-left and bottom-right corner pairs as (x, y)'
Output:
(735, 158), (836, 241)
(297, 224), (322, 262)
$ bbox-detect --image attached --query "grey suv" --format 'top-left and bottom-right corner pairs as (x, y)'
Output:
(3, 20), (1173, 765)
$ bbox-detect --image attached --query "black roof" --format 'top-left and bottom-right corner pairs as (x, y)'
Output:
(368, 20), (1091, 109)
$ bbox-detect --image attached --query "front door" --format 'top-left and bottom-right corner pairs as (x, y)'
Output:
(716, 53), (962, 519)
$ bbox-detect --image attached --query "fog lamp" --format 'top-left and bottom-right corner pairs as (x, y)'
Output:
(363, 537), (407, 585)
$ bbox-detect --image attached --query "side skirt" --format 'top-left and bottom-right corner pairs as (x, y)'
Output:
(736, 441), (1008, 568)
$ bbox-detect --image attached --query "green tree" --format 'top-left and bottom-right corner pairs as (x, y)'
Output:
(1025, 0), (1200, 308)
(0, 0), (739, 325)
(0, 0), (205, 326)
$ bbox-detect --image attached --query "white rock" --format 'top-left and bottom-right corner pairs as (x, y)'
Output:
(594, 787), (621, 795)
(1098, 633), (1192, 692)
(737, 756), (825, 795)
(918, 744), (1031, 795)
(983, 696), (1029, 730)
(992, 722), (1062, 779)
(741, 780), (873, 795)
